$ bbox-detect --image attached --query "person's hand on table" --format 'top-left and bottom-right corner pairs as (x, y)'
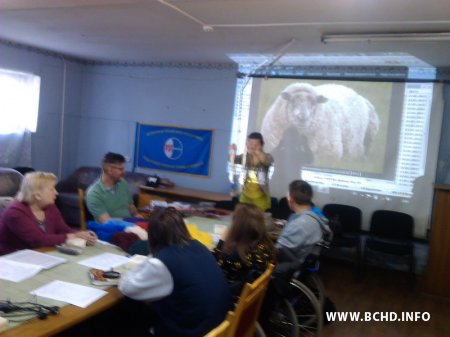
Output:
(85, 230), (98, 245)
(74, 230), (97, 246)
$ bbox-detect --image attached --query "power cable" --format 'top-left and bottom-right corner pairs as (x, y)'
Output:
(0, 301), (59, 321)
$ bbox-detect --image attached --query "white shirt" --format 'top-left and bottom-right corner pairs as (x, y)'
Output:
(119, 256), (174, 301)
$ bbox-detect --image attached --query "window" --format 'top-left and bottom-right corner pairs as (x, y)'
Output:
(230, 75), (253, 153)
(0, 68), (40, 134)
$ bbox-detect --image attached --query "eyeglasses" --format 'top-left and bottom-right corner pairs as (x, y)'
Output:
(109, 165), (125, 171)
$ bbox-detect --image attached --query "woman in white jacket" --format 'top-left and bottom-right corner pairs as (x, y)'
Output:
(119, 207), (232, 337)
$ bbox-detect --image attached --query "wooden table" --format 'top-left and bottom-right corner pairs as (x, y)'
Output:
(0, 288), (123, 337)
(138, 185), (231, 208)
(0, 216), (232, 336)
(0, 245), (126, 337)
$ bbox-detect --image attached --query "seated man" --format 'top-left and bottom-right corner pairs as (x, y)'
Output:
(86, 152), (142, 224)
(276, 180), (331, 264)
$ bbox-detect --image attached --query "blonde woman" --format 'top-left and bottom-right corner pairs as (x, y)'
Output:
(0, 171), (96, 255)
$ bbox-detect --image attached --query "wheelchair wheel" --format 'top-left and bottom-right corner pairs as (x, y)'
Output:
(288, 279), (323, 337)
(263, 298), (299, 337)
(255, 322), (267, 337)
(301, 273), (326, 309)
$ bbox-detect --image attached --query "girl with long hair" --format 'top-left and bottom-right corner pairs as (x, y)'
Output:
(213, 203), (277, 292)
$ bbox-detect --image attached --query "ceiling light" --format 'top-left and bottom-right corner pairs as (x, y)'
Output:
(321, 32), (450, 43)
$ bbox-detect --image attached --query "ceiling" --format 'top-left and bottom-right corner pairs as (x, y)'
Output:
(0, 0), (449, 68)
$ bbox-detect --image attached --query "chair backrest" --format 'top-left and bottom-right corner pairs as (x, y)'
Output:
(204, 319), (231, 337)
(322, 203), (362, 234)
(268, 197), (278, 214)
(0, 167), (23, 197)
(12, 166), (35, 176)
(78, 188), (94, 230)
(275, 197), (293, 220)
(370, 210), (414, 240)
(72, 166), (102, 190)
(227, 264), (274, 337)
(215, 197), (238, 211)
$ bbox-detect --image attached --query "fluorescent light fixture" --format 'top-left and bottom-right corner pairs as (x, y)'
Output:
(321, 32), (450, 43)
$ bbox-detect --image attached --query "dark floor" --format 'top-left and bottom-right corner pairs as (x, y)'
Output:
(55, 298), (153, 337)
(319, 257), (450, 337)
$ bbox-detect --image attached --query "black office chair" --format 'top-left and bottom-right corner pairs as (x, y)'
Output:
(216, 196), (278, 213)
(268, 197), (278, 215)
(215, 196), (239, 211)
(12, 166), (35, 176)
(363, 210), (415, 280)
(322, 203), (362, 277)
(274, 196), (293, 220)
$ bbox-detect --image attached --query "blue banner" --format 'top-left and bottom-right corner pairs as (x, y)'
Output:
(135, 124), (213, 176)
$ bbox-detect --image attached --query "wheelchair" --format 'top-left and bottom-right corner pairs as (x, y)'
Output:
(260, 246), (328, 337)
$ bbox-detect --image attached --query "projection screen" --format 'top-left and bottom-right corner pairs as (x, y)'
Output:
(237, 77), (443, 237)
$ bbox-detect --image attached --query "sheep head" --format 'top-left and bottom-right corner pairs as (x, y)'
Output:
(281, 84), (328, 129)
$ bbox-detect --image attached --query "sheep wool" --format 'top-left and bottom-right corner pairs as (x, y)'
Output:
(261, 83), (380, 161)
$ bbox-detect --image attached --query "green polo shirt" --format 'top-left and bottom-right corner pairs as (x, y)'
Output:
(86, 178), (133, 221)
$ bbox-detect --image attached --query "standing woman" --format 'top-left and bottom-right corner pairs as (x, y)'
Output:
(230, 132), (274, 211)
(213, 203), (277, 295)
(0, 172), (96, 255)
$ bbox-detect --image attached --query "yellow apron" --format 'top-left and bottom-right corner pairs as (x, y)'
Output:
(239, 170), (270, 210)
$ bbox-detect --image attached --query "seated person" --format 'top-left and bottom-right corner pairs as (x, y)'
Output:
(86, 152), (142, 223)
(0, 172), (96, 255)
(119, 207), (233, 337)
(213, 203), (277, 295)
(276, 180), (331, 265)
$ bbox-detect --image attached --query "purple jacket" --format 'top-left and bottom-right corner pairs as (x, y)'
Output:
(0, 200), (75, 255)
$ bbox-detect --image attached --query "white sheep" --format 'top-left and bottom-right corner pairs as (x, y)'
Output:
(260, 83), (380, 161)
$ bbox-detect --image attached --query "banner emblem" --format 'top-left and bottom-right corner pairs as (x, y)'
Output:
(164, 137), (183, 160)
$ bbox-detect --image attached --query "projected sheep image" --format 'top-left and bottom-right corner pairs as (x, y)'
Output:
(261, 83), (380, 161)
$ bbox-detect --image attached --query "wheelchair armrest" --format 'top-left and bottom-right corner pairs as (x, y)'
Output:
(303, 254), (320, 273)
(277, 247), (300, 263)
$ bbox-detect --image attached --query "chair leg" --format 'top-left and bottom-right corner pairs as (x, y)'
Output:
(355, 241), (363, 281)
(408, 254), (415, 283)
(361, 247), (367, 279)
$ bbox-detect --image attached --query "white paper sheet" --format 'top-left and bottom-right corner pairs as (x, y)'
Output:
(0, 259), (43, 282)
(77, 252), (129, 271)
(214, 224), (227, 235)
(30, 280), (108, 308)
(2, 249), (66, 269)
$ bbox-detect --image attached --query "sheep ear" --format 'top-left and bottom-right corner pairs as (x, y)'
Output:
(281, 91), (292, 101)
(316, 95), (327, 104)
